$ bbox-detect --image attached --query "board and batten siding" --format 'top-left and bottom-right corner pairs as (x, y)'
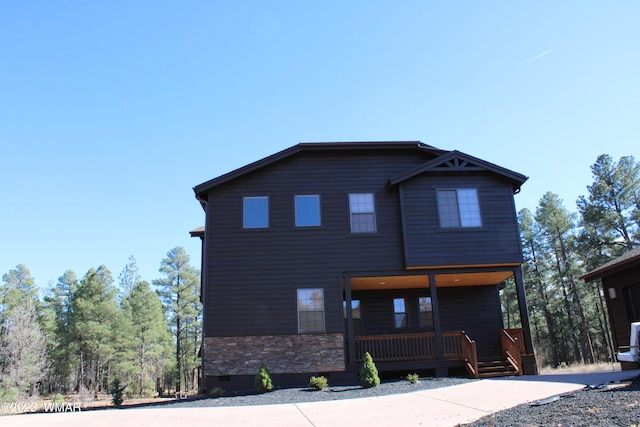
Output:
(203, 149), (433, 337)
(399, 173), (523, 268)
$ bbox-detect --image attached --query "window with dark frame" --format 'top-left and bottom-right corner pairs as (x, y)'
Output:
(393, 297), (407, 328)
(295, 194), (321, 227)
(419, 296), (434, 329)
(243, 196), (269, 228)
(349, 193), (377, 233)
(297, 288), (325, 333)
(437, 188), (481, 228)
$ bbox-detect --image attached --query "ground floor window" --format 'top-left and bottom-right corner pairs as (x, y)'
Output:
(297, 288), (325, 333)
(393, 298), (408, 328)
(419, 296), (434, 330)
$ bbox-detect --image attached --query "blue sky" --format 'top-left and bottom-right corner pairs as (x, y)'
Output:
(1, 2), (638, 293)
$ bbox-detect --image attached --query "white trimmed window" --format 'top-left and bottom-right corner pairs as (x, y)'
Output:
(297, 288), (325, 333)
(437, 189), (481, 227)
(349, 193), (377, 233)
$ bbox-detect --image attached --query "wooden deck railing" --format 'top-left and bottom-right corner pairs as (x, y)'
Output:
(504, 328), (526, 354)
(354, 331), (472, 363)
(501, 329), (523, 375)
(461, 333), (478, 378)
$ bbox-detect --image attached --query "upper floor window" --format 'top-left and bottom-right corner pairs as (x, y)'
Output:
(437, 189), (481, 228)
(297, 288), (325, 333)
(243, 196), (269, 229)
(349, 193), (377, 233)
(393, 297), (407, 328)
(295, 195), (321, 227)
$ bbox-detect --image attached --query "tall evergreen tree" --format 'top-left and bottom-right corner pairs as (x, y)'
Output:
(71, 266), (120, 392)
(577, 154), (639, 251)
(118, 255), (142, 297)
(519, 208), (561, 367)
(153, 247), (201, 392)
(120, 280), (173, 397)
(43, 270), (79, 393)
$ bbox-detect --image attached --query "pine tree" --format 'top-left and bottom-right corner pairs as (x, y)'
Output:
(43, 270), (79, 393)
(578, 154), (639, 251)
(153, 247), (201, 392)
(71, 266), (120, 392)
(120, 280), (173, 397)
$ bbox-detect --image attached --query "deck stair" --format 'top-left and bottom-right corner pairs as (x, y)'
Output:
(477, 357), (519, 378)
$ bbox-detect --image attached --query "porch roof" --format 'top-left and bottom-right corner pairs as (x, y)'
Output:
(347, 269), (515, 291)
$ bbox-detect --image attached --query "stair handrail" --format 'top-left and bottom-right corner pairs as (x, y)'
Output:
(501, 329), (522, 376)
(461, 332), (479, 379)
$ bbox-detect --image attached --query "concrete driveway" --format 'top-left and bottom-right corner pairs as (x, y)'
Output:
(2, 370), (638, 427)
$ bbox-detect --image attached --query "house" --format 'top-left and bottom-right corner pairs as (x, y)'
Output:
(192, 141), (537, 390)
(582, 246), (640, 369)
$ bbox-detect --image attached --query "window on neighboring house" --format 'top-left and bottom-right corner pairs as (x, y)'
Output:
(393, 298), (407, 328)
(295, 195), (321, 227)
(349, 193), (377, 233)
(243, 196), (269, 229)
(297, 288), (325, 333)
(419, 296), (433, 330)
(437, 188), (481, 227)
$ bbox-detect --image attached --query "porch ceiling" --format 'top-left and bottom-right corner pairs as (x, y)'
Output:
(349, 271), (514, 291)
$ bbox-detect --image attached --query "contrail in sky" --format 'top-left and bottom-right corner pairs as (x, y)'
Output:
(523, 49), (551, 64)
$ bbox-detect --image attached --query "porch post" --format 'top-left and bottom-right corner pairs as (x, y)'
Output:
(514, 267), (534, 354)
(428, 272), (444, 361)
(344, 274), (356, 366)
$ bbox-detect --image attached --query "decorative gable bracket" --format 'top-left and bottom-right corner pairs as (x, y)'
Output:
(388, 150), (528, 193)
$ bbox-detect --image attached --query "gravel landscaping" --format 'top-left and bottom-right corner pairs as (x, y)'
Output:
(462, 376), (640, 427)
(136, 376), (472, 408)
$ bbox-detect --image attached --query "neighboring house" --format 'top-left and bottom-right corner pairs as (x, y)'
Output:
(192, 142), (537, 390)
(582, 247), (640, 369)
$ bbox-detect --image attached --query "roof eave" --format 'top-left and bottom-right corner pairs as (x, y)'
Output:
(193, 141), (439, 197)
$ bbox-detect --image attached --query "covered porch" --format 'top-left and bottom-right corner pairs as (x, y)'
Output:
(342, 265), (537, 377)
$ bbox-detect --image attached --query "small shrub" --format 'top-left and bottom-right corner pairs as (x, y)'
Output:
(110, 378), (126, 407)
(309, 376), (328, 391)
(53, 393), (65, 404)
(255, 362), (274, 394)
(406, 373), (419, 384)
(209, 386), (225, 398)
(358, 352), (380, 388)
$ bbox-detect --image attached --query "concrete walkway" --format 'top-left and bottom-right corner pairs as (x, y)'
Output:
(2, 370), (639, 427)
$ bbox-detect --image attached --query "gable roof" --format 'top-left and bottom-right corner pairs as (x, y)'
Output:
(193, 142), (527, 203)
(193, 141), (444, 198)
(388, 150), (528, 193)
(582, 246), (640, 282)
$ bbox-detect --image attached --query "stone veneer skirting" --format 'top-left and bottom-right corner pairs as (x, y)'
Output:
(203, 334), (346, 376)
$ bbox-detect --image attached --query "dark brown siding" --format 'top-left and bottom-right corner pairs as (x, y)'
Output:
(352, 289), (434, 336)
(603, 270), (640, 349)
(204, 149), (432, 337)
(399, 173), (523, 267)
(438, 286), (503, 356)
